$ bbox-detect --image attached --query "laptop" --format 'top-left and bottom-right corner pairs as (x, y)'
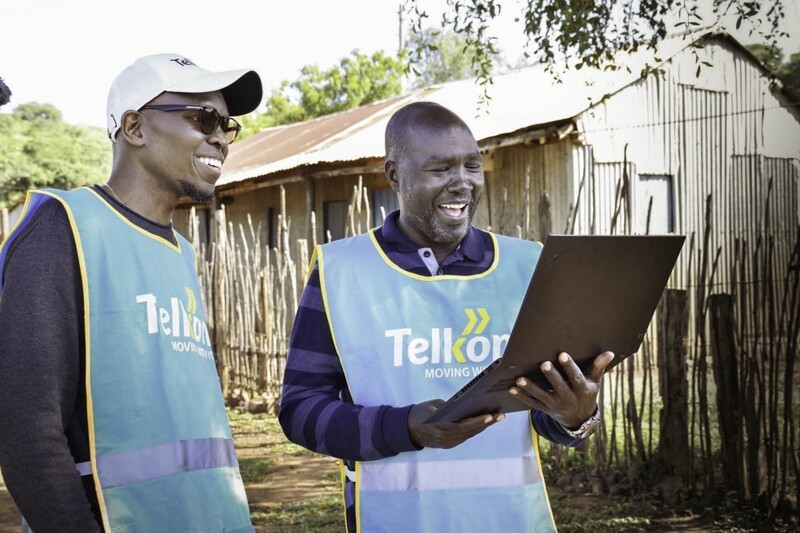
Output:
(425, 234), (685, 424)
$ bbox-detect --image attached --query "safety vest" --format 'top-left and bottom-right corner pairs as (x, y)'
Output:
(316, 230), (557, 533)
(2, 188), (253, 532)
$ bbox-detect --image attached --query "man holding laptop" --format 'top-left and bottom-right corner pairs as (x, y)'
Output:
(280, 101), (615, 532)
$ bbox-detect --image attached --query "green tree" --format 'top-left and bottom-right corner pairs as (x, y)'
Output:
(0, 103), (110, 207)
(746, 43), (800, 99)
(405, 0), (791, 87)
(241, 49), (406, 135)
(407, 29), (503, 89)
(0, 78), (11, 108)
(746, 43), (784, 72)
(783, 52), (800, 96)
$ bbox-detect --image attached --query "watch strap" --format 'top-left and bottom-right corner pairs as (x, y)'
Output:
(560, 404), (602, 439)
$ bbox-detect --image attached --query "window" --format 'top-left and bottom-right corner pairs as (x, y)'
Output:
(635, 174), (674, 234)
(323, 200), (349, 242)
(266, 207), (278, 249)
(371, 188), (398, 227)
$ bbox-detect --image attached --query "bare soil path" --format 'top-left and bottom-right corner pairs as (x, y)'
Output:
(1, 412), (789, 532)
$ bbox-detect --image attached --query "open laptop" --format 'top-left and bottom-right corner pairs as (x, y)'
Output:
(425, 234), (685, 424)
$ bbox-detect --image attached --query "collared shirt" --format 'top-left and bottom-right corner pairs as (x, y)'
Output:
(279, 209), (582, 455)
(375, 210), (492, 276)
(279, 210), (584, 532)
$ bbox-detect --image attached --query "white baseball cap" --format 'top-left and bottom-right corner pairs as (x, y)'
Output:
(106, 53), (263, 141)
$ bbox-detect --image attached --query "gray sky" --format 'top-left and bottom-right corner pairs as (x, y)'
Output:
(1, 0), (797, 129)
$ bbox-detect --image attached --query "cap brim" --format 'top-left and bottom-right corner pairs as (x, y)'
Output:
(166, 69), (263, 116)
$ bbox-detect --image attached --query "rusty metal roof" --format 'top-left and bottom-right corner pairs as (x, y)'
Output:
(217, 31), (718, 188)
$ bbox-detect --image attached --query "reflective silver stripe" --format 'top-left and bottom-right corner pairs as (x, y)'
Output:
(344, 464), (356, 483)
(88, 438), (237, 488)
(75, 461), (92, 476)
(359, 457), (539, 491)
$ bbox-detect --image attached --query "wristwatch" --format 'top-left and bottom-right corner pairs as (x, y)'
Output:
(560, 405), (602, 439)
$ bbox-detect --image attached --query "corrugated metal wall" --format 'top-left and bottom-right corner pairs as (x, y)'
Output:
(184, 37), (799, 300)
(576, 37), (800, 294)
(729, 155), (799, 288)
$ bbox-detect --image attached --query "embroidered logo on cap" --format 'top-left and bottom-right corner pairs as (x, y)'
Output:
(169, 57), (196, 67)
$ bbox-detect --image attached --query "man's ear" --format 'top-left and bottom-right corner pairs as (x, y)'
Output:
(118, 111), (146, 147)
(385, 160), (400, 192)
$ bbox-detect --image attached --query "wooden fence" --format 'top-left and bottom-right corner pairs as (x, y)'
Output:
(190, 174), (798, 516)
(191, 180), (373, 412)
(0, 175), (793, 515)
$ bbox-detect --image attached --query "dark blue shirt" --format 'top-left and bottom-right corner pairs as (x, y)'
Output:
(278, 210), (584, 530)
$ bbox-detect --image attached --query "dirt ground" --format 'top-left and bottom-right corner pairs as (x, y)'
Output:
(0, 415), (787, 532)
(0, 472), (19, 531)
(0, 419), (341, 532)
(0, 458), (725, 533)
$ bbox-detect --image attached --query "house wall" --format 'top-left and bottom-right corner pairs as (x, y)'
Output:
(575, 36), (800, 293)
(483, 141), (575, 243)
(311, 171), (390, 242)
(174, 171), (396, 265)
(174, 36), (799, 298)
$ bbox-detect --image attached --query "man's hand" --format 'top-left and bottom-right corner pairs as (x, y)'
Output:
(408, 399), (505, 449)
(509, 351), (614, 429)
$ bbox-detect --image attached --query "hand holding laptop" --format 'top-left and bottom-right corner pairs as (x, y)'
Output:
(509, 351), (614, 430)
(424, 235), (685, 424)
(416, 351), (614, 439)
(408, 399), (506, 449)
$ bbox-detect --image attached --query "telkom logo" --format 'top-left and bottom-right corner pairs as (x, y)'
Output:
(386, 307), (509, 367)
(136, 288), (211, 346)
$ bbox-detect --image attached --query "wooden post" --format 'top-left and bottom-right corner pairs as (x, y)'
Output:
(709, 293), (744, 498)
(537, 191), (552, 242)
(1, 207), (8, 242)
(657, 289), (691, 480)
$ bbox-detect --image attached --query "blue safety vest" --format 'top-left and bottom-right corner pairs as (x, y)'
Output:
(316, 230), (557, 533)
(1, 188), (252, 532)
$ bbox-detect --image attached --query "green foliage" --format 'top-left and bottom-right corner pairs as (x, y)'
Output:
(13, 102), (62, 121)
(0, 102), (110, 207)
(405, 0), (791, 94)
(746, 43), (784, 72)
(240, 49), (406, 136)
(406, 28), (502, 89)
(0, 78), (11, 108)
(746, 43), (800, 98)
(784, 52), (800, 95)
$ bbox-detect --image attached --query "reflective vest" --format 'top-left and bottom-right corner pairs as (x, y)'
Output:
(316, 230), (557, 533)
(2, 188), (252, 532)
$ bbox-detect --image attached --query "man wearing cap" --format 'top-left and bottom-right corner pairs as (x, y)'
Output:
(0, 54), (262, 532)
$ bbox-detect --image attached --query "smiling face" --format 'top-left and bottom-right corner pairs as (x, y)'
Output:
(386, 106), (484, 260)
(138, 90), (230, 203)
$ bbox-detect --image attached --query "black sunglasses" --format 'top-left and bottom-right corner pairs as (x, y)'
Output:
(139, 104), (242, 143)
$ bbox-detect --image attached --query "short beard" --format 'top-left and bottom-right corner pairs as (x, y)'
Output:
(181, 181), (215, 204)
(402, 188), (473, 245)
(408, 208), (470, 245)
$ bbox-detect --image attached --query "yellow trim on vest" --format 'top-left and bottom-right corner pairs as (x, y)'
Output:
(316, 247), (358, 410)
(367, 229), (501, 281)
(338, 461), (352, 533)
(355, 461), (363, 533)
(307, 246), (320, 283)
(84, 187), (183, 253)
(531, 425), (559, 531)
(0, 191), (34, 257)
(33, 190), (112, 532)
